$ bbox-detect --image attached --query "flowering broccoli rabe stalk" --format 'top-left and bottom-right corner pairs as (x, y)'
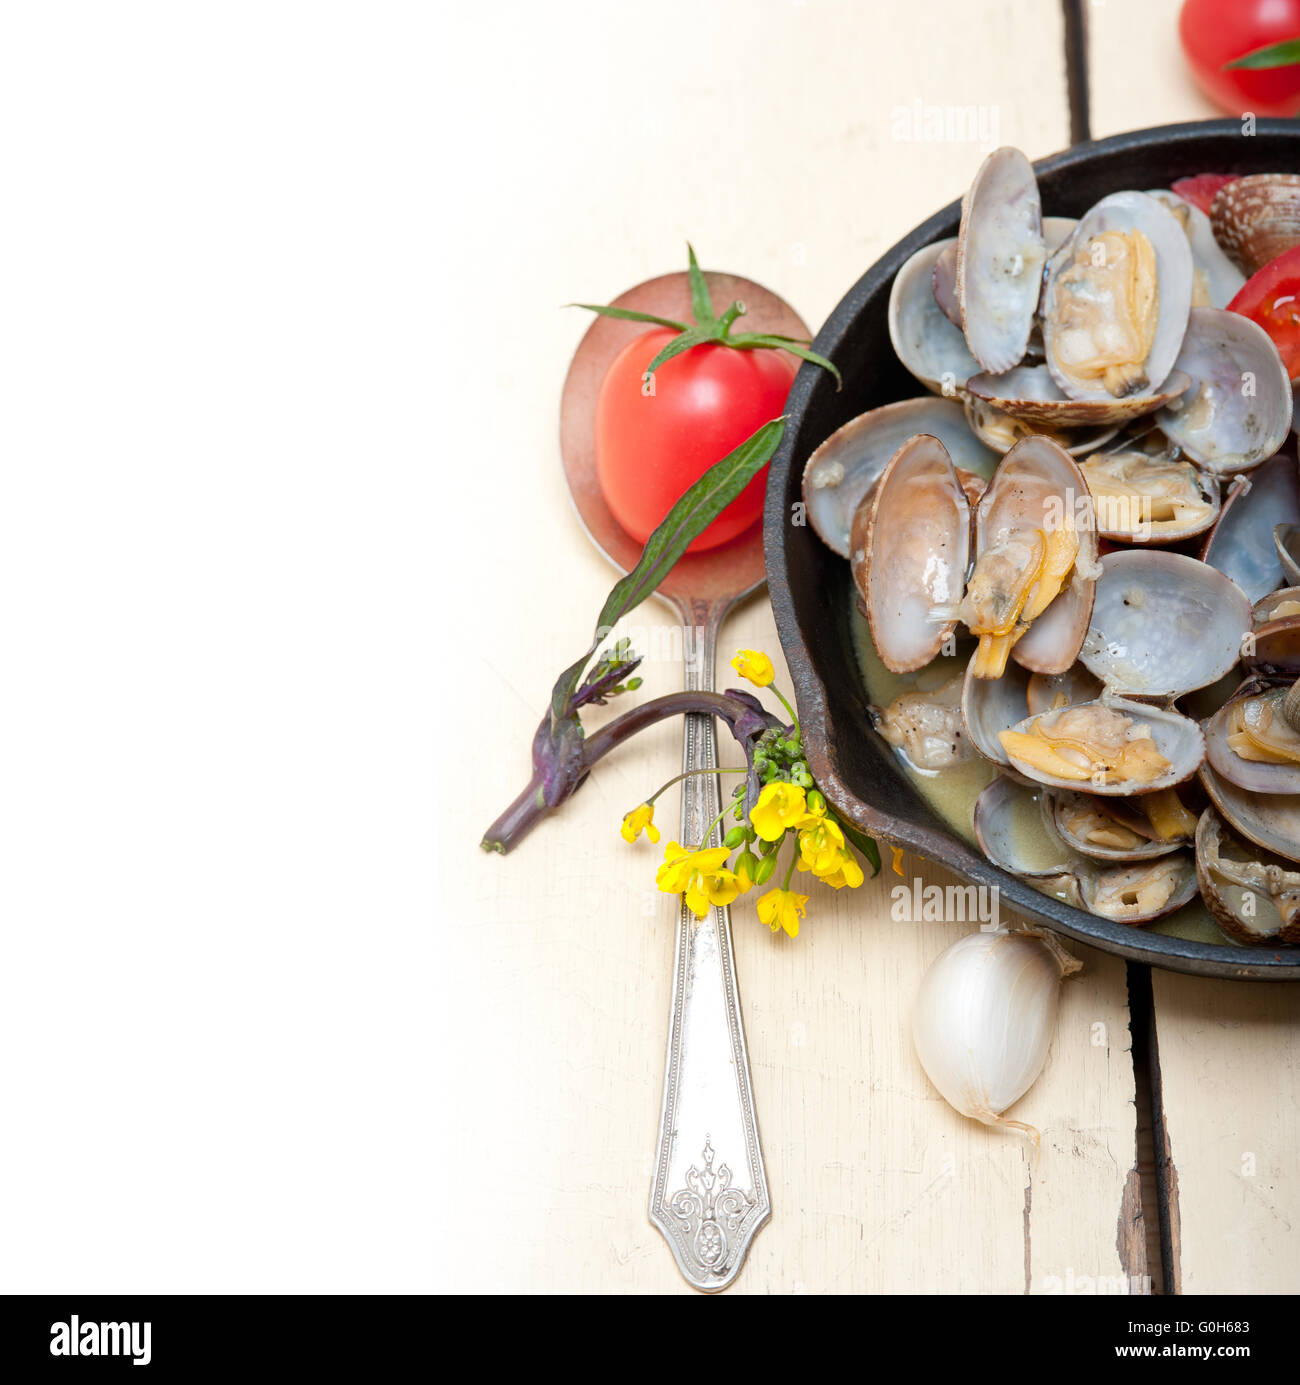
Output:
(619, 650), (876, 938)
(480, 414), (880, 937)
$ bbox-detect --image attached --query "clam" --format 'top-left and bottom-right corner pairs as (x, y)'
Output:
(1200, 450), (1300, 603)
(1255, 587), (1300, 624)
(802, 398), (997, 558)
(1195, 807), (1300, 945)
(889, 239), (982, 395)
(1210, 174), (1300, 278)
(1275, 524), (1300, 588)
(1156, 307), (1293, 474)
(998, 696), (1205, 797)
(1079, 855), (1199, 924)
(1204, 678), (1300, 795)
(973, 774), (1075, 879)
(966, 363), (1191, 428)
(871, 674), (973, 772)
(1078, 448), (1220, 544)
(1049, 787), (1194, 861)
(1199, 760), (1300, 866)
(1147, 188), (1246, 308)
(973, 774), (1197, 922)
(1079, 550), (1251, 697)
(961, 654), (1031, 767)
(956, 147), (1046, 374)
(1244, 587), (1300, 674)
(1042, 191), (1193, 406)
(963, 394), (1119, 457)
(960, 435), (1098, 678)
(854, 434), (971, 673)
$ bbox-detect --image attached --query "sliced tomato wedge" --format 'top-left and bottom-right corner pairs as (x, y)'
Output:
(1171, 173), (1238, 216)
(1229, 246), (1300, 380)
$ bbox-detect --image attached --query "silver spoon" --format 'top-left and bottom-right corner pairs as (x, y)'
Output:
(560, 269), (809, 1291)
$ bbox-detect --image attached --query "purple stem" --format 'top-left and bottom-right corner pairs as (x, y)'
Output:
(480, 690), (769, 855)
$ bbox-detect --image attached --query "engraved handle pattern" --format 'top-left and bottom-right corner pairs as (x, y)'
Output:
(648, 598), (770, 1292)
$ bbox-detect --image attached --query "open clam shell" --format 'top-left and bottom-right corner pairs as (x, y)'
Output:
(802, 398), (997, 558)
(1000, 696), (1205, 796)
(1156, 308), (1293, 474)
(1042, 191), (1194, 406)
(963, 394), (1118, 457)
(1254, 587), (1300, 625)
(1079, 448), (1220, 544)
(973, 774), (1074, 878)
(972, 435), (1098, 675)
(956, 147), (1046, 375)
(1249, 587), (1300, 675)
(1204, 680), (1300, 795)
(1147, 189), (1246, 308)
(1200, 450), (1300, 603)
(1196, 807), (1300, 945)
(1275, 524), (1300, 588)
(966, 363), (1191, 428)
(1199, 761), (1300, 866)
(961, 654), (1030, 767)
(973, 775), (1197, 922)
(1210, 174), (1300, 279)
(855, 434), (970, 673)
(1048, 789), (1187, 862)
(889, 239), (981, 395)
(1077, 854), (1199, 925)
(1080, 550), (1251, 697)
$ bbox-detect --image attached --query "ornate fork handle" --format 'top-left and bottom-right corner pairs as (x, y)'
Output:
(648, 597), (770, 1291)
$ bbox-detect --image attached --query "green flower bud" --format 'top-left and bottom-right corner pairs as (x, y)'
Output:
(724, 825), (747, 848)
(754, 854), (777, 885)
(758, 836), (777, 857)
(735, 849), (759, 885)
(806, 789), (826, 814)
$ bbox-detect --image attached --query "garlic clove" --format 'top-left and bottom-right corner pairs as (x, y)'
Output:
(911, 927), (1080, 1140)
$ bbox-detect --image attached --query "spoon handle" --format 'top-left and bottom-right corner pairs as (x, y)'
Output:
(648, 597), (770, 1292)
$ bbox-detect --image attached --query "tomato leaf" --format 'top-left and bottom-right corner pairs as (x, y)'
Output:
(567, 302), (690, 331)
(1225, 38), (1300, 70)
(643, 325), (712, 376)
(729, 332), (844, 388)
(548, 416), (786, 723)
(686, 242), (715, 329)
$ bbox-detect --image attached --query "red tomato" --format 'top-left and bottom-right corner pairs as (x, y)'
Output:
(1171, 173), (1238, 215)
(1179, 0), (1300, 118)
(594, 329), (796, 552)
(1229, 246), (1300, 378)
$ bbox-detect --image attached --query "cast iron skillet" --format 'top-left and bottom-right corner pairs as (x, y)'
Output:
(765, 119), (1300, 980)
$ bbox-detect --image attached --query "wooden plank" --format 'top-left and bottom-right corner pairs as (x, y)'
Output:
(1088, 0), (1300, 1298)
(445, 0), (1143, 1290)
(1147, 975), (1300, 1293)
(1087, 0), (1219, 139)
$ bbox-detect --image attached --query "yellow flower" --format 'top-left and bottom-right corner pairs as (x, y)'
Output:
(656, 841), (729, 896)
(749, 782), (807, 842)
(756, 887), (808, 938)
(797, 815), (846, 877)
(813, 848), (864, 891)
(621, 802), (660, 844)
(684, 866), (740, 919)
(731, 649), (775, 687)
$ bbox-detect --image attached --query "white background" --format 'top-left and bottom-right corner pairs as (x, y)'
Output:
(0, 4), (445, 1290)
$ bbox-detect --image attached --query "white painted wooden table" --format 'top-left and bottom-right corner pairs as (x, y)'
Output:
(439, 0), (1300, 1292)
